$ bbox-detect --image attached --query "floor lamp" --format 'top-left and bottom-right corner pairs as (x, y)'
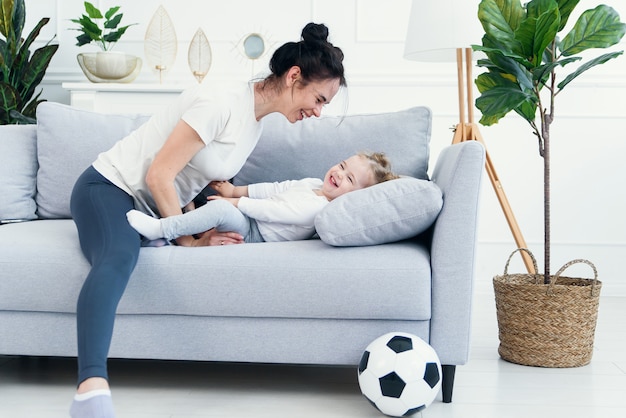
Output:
(404, 0), (535, 274)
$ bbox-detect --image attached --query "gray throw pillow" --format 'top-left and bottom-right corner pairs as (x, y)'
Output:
(0, 125), (38, 221)
(315, 177), (443, 246)
(35, 102), (150, 219)
(234, 107), (432, 185)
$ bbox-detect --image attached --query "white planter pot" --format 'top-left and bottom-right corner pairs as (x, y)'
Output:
(77, 51), (142, 83)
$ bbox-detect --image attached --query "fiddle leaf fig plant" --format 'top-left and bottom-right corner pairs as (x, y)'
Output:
(473, 0), (625, 284)
(70, 1), (137, 51)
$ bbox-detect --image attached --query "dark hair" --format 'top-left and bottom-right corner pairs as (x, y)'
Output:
(266, 23), (346, 88)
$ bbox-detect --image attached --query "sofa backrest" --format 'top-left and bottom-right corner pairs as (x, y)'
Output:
(35, 102), (151, 219)
(1, 102), (432, 221)
(0, 124), (38, 222)
(234, 107), (432, 186)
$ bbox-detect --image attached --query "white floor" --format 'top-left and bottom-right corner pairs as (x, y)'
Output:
(1, 290), (625, 418)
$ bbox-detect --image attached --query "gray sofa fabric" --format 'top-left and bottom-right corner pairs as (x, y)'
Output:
(0, 102), (485, 403)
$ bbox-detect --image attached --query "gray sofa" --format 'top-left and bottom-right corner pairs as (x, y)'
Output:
(0, 102), (485, 404)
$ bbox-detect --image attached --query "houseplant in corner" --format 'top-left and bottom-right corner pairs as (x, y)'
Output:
(69, 1), (141, 82)
(0, 0), (58, 124)
(473, 0), (625, 367)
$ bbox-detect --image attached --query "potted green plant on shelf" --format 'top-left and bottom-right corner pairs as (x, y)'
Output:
(473, 0), (625, 368)
(0, 0), (58, 124)
(69, 1), (141, 82)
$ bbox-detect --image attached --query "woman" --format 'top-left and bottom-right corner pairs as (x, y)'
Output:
(69, 22), (345, 418)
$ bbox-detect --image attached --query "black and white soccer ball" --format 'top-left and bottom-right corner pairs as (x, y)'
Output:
(357, 332), (442, 417)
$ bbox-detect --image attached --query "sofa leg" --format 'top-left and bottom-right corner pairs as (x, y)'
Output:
(441, 364), (456, 403)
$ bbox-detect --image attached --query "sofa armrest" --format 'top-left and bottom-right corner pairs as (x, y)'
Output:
(428, 140), (485, 364)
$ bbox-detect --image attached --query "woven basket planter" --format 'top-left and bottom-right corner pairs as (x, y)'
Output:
(493, 249), (602, 368)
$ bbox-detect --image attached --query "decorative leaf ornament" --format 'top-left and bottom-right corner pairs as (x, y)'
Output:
(143, 5), (177, 83)
(188, 28), (212, 83)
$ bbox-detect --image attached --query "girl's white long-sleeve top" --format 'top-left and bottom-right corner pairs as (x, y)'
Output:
(237, 178), (329, 242)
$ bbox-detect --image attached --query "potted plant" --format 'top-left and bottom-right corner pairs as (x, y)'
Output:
(69, 1), (141, 82)
(0, 0), (59, 124)
(473, 0), (625, 367)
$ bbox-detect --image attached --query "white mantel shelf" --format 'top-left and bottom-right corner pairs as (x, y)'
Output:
(62, 82), (191, 93)
(62, 82), (191, 114)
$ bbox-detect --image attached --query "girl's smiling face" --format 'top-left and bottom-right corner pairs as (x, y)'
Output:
(320, 155), (375, 201)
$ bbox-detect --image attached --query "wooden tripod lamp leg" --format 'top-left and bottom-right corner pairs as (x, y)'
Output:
(453, 48), (536, 274)
(470, 128), (536, 274)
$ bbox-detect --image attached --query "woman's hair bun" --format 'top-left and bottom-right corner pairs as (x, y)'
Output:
(265, 22), (345, 87)
(301, 22), (329, 45)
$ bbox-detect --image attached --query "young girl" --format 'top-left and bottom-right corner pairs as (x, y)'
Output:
(126, 152), (399, 243)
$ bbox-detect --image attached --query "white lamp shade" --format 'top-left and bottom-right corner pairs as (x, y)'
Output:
(404, 0), (483, 62)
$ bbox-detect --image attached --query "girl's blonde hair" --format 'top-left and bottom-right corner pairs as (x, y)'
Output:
(358, 151), (400, 184)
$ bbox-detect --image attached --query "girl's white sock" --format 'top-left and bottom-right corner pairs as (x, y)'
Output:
(126, 209), (163, 240)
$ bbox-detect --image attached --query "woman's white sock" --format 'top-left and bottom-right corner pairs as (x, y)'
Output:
(70, 389), (115, 418)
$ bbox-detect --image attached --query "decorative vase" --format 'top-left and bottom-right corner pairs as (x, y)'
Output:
(77, 51), (142, 83)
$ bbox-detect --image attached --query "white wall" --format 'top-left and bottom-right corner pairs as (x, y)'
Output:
(28, 0), (626, 296)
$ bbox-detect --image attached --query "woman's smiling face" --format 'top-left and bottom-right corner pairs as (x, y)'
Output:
(283, 77), (341, 123)
(320, 155), (375, 201)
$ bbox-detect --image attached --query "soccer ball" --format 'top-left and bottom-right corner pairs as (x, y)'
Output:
(357, 332), (442, 417)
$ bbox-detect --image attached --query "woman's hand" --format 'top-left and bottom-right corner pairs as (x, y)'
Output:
(191, 228), (244, 247)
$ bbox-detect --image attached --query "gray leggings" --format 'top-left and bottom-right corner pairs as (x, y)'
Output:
(161, 199), (264, 243)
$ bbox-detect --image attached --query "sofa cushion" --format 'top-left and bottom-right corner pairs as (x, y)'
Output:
(35, 102), (150, 219)
(0, 220), (433, 321)
(234, 107), (432, 185)
(0, 125), (38, 222)
(315, 177), (443, 246)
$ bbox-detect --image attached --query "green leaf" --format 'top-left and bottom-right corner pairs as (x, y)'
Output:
(84, 1), (103, 19)
(476, 36), (534, 90)
(477, 86), (534, 125)
(475, 72), (536, 125)
(0, 0), (14, 38)
(560, 5), (626, 56)
(474, 44), (525, 63)
(518, 0), (560, 66)
(103, 25), (133, 43)
(0, 45), (5, 70)
(556, 0), (580, 31)
(557, 51), (624, 90)
(21, 88), (43, 122)
(78, 14), (102, 39)
(18, 17), (49, 56)
(0, 81), (18, 124)
(9, 108), (36, 124)
(11, 17), (50, 88)
(104, 13), (123, 30)
(478, 0), (526, 56)
(532, 56), (580, 85)
(11, 0), (24, 40)
(513, 99), (538, 122)
(104, 6), (120, 20)
(75, 33), (92, 47)
(18, 43), (58, 104)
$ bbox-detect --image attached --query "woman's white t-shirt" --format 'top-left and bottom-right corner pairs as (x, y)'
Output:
(92, 81), (262, 216)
